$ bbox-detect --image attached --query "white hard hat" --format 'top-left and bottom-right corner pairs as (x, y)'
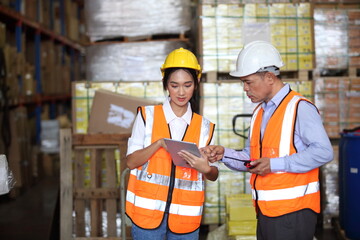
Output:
(230, 40), (284, 77)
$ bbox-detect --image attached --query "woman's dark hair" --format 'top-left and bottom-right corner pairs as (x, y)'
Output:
(162, 67), (200, 114)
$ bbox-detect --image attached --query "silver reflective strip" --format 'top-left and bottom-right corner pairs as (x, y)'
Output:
(279, 96), (304, 157)
(131, 168), (204, 191)
(144, 106), (154, 147)
(127, 190), (202, 217)
(199, 118), (211, 147)
(169, 203), (203, 216)
(175, 177), (204, 191)
(127, 190), (166, 212)
(253, 181), (319, 201)
(249, 106), (261, 140)
(131, 168), (170, 186)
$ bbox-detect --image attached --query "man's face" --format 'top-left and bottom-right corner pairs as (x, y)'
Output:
(240, 72), (273, 103)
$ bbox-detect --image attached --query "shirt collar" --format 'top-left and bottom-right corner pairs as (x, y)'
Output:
(261, 83), (290, 110)
(163, 97), (192, 125)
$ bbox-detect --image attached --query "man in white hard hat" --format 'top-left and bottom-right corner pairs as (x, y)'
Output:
(202, 41), (334, 240)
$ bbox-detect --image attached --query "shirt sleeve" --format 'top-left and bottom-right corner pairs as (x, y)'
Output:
(271, 101), (334, 173)
(126, 111), (145, 156)
(221, 144), (250, 171)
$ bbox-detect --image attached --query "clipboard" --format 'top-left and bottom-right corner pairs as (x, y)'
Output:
(163, 138), (201, 168)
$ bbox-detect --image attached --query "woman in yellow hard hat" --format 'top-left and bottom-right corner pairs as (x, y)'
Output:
(125, 48), (218, 240)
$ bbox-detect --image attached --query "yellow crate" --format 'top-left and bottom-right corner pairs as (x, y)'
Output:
(229, 206), (256, 221)
(299, 54), (313, 70)
(228, 220), (257, 236)
(269, 3), (285, 17)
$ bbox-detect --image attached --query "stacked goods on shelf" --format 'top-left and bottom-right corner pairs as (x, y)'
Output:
(0, 4), (84, 99)
(200, 82), (253, 224)
(314, 8), (349, 69)
(200, 82), (257, 150)
(314, 77), (360, 228)
(199, 2), (314, 73)
(314, 8), (360, 70)
(314, 0), (360, 3)
(7, 107), (34, 195)
(348, 10), (360, 68)
(85, 41), (188, 81)
(40, 41), (72, 95)
(313, 7), (360, 228)
(80, 0), (192, 131)
(315, 77), (360, 138)
(200, 80), (313, 225)
(84, 0), (191, 41)
(83, 0), (191, 82)
(2, 0), (86, 42)
(321, 143), (339, 229)
(0, 2), (84, 197)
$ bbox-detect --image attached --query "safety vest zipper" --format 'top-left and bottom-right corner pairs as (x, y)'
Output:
(254, 136), (262, 215)
(164, 162), (176, 214)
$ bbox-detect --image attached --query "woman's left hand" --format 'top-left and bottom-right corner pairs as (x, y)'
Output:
(178, 150), (211, 174)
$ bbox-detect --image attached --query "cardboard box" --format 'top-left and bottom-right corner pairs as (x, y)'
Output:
(88, 89), (159, 134)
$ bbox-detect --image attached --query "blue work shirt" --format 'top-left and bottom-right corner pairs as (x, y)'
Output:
(222, 83), (334, 173)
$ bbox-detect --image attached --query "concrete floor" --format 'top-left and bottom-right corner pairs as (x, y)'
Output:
(0, 177), (342, 240)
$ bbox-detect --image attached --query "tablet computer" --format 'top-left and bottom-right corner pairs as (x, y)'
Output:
(163, 138), (201, 168)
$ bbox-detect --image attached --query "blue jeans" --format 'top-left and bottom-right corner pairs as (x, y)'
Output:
(131, 213), (200, 240)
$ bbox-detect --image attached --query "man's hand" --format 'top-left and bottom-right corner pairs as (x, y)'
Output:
(178, 150), (211, 174)
(248, 157), (271, 176)
(200, 145), (224, 163)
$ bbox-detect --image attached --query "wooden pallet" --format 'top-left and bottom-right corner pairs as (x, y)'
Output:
(86, 32), (189, 45)
(203, 69), (313, 82)
(60, 129), (131, 240)
(314, 67), (360, 78)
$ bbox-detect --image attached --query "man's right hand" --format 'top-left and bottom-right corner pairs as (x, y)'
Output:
(200, 145), (224, 163)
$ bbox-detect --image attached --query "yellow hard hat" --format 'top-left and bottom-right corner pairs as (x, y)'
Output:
(161, 48), (202, 79)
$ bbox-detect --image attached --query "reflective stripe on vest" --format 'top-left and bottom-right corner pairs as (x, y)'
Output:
(252, 181), (319, 201)
(250, 94), (304, 158)
(249, 91), (320, 217)
(126, 105), (215, 233)
(126, 190), (203, 216)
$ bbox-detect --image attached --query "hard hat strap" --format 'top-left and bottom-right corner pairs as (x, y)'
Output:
(257, 66), (280, 76)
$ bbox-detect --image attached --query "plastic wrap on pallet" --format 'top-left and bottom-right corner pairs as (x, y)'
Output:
(314, 9), (348, 69)
(84, 0), (191, 41)
(40, 120), (60, 153)
(200, 3), (314, 72)
(321, 145), (339, 229)
(85, 41), (188, 82)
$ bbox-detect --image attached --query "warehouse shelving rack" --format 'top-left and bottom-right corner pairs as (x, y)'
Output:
(0, 0), (85, 198)
(0, 0), (84, 144)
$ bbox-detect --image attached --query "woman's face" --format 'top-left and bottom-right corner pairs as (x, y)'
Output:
(167, 69), (195, 110)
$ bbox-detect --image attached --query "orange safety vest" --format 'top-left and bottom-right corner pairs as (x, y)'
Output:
(126, 105), (215, 234)
(249, 90), (320, 217)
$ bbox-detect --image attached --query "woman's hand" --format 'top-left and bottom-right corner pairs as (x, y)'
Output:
(200, 145), (224, 163)
(178, 149), (218, 181)
(126, 138), (167, 169)
(177, 150), (211, 174)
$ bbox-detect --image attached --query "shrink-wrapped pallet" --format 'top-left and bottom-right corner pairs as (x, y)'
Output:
(314, 9), (348, 69)
(200, 3), (314, 72)
(85, 41), (188, 82)
(84, 0), (191, 42)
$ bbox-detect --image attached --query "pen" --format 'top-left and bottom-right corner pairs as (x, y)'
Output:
(224, 156), (250, 162)
(224, 156), (254, 169)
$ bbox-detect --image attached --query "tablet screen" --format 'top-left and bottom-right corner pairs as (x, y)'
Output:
(163, 138), (201, 168)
